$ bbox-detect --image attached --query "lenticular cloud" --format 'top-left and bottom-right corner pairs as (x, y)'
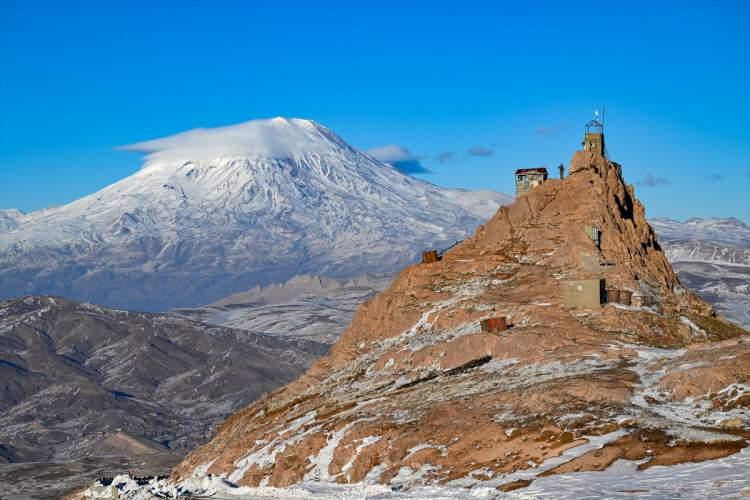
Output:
(120, 117), (345, 166)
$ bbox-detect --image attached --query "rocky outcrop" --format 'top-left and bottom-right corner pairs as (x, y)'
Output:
(172, 149), (748, 492)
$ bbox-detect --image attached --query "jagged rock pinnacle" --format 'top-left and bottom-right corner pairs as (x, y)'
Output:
(171, 148), (748, 491)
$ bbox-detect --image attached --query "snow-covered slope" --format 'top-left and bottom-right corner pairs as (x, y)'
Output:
(651, 217), (750, 327)
(0, 118), (510, 311)
(650, 217), (750, 248)
(442, 188), (514, 219)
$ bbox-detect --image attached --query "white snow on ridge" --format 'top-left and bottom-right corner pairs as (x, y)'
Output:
(650, 217), (750, 248)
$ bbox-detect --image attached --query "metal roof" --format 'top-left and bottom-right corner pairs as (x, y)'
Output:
(515, 167), (548, 175)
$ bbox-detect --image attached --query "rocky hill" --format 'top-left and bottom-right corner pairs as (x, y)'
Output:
(0, 296), (327, 498)
(0, 118), (511, 312)
(164, 149), (748, 496)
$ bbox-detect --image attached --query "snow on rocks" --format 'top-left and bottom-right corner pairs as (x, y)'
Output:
(623, 344), (748, 440)
(304, 418), (375, 482)
(229, 411), (320, 484)
(167, 153), (748, 494)
(70, 445), (750, 499)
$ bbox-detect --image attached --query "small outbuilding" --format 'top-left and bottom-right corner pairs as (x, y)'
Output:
(562, 279), (605, 309)
(515, 167), (548, 196)
(421, 250), (440, 264)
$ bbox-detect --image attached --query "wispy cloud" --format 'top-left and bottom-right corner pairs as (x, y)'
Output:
(636, 173), (669, 187)
(703, 173), (722, 182)
(467, 146), (494, 157)
(535, 124), (567, 136)
(366, 144), (431, 174)
(437, 151), (454, 163)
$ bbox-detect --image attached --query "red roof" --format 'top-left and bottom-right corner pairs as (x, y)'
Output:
(515, 167), (548, 175)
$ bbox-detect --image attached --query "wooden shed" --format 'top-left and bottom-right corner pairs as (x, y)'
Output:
(421, 250), (440, 264)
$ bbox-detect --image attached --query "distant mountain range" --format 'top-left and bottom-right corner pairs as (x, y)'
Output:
(0, 295), (328, 497)
(173, 274), (393, 344)
(650, 217), (750, 248)
(0, 117), (512, 312)
(650, 217), (750, 327)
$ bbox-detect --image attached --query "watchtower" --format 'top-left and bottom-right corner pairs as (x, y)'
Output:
(582, 111), (605, 156)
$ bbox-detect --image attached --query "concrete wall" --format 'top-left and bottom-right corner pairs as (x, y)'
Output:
(562, 279), (605, 309)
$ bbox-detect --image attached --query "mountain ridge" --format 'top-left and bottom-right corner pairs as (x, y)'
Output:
(0, 294), (330, 497)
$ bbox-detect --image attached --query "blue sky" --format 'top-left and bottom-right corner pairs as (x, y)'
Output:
(1, 0), (749, 222)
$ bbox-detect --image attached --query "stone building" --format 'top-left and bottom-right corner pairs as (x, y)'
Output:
(583, 117), (605, 156)
(515, 167), (548, 196)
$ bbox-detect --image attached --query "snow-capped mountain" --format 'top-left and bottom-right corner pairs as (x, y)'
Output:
(0, 118), (511, 311)
(650, 217), (750, 327)
(650, 217), (750, 248)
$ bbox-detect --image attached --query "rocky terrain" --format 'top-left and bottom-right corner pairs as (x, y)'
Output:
(137, 149), (749, 497)
(651, 217), (750, 327)
(0, 117), (511, 312)
(0, 296), (327, 498)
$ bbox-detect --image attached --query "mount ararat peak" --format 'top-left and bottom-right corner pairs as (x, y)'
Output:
(0, 118), (511, 311)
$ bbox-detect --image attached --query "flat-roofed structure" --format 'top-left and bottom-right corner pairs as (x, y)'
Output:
(515, 167), (548, 195)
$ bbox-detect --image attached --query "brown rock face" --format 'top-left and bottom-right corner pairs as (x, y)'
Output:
(173, 150), (748, 491)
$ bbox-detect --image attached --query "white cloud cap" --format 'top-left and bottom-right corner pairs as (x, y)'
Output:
(121, 117), (346, 166)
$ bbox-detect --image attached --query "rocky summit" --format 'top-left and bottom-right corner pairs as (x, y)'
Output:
(170, 149), (748, 493)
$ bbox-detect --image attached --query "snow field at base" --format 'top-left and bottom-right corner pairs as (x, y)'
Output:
(78, 446), (750, 499)
(513, 445), (750, 500)
(619, 343), (750, 441)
